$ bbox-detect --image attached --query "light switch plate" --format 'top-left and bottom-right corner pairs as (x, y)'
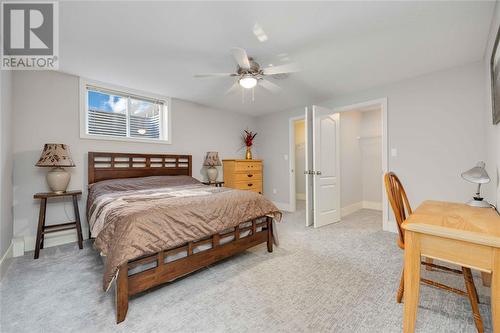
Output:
(391, 148), (397, 157)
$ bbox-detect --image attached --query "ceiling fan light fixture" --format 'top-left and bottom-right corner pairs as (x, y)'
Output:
(239, 76), (257, 89)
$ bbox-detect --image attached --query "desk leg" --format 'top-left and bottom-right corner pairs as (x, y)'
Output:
(493, 248), (500, 332)
(404, 231), (421, 333)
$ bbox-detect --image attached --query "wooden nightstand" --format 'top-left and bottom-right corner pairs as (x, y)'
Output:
(202, 181), (224, 187)
(33, 190), (83, 259)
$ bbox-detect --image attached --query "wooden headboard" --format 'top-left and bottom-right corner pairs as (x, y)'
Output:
(88, 152), (192, 184)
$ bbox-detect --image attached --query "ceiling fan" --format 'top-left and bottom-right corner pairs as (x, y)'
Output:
(194, 47), (300, 95)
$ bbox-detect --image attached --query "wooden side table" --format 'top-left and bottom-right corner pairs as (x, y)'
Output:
(202, 181), (224, 187)
(33, 190), (83, 259)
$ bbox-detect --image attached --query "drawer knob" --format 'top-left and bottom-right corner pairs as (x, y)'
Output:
(247, 174), (253, 177)
(248, 183), (253, 187)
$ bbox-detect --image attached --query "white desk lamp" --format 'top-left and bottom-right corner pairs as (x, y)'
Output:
(461, 161), (491, 208)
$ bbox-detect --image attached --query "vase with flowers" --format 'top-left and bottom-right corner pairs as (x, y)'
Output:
(242, 129), (257, 160)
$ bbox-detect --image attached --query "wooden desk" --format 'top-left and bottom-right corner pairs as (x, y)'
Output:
(402, 200), (500, 332)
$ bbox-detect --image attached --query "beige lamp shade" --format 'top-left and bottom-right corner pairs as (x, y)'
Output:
(35, 144), (75, 167)
(203, 152), (222, 167)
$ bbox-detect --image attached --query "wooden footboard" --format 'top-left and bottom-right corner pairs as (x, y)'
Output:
(116, 216), (274, 323)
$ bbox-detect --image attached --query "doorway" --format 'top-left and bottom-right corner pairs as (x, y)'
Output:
(289, 116), (305, 213)
(338, 106), (383, 217)
(288, 98), (389, 231)
(332, 98), (388, 231)
(294, 119), (306, 207)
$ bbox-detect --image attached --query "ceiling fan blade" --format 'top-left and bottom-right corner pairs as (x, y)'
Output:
(230, 47), (251, 70)
(259, 79), (282, 93)
(262, 62), (300, 75)
(194, 73), (237, 78)
(225, 82), (241, 95)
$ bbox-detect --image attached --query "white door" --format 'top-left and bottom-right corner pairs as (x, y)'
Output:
(312, 105), (341, 228)
(305, 106), (313, 227)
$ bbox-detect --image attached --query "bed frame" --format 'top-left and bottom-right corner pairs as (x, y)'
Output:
(87, 152), (273, 323)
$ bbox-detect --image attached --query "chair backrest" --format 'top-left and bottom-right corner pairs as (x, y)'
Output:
(384, 172), (412, 248)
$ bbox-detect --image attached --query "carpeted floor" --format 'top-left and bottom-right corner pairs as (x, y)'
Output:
(0, 202), (492, 332)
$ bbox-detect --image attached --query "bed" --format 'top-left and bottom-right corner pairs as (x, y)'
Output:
(87, 152), (281, 323)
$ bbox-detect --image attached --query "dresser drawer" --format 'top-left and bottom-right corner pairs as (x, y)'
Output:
(234, 180), (262, 191)
(234, 161), (262, 172)
(234, 172), (262, 181)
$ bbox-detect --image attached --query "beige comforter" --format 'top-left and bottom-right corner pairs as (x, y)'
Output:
(87, 176), (281, 290)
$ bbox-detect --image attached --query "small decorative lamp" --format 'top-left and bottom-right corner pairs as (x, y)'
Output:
(461, 161), (491, 208)
(35, 144), (75, 193)
(203, 152), (221, 183)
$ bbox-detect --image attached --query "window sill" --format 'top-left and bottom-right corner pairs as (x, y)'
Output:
(80, 133), (172, 145)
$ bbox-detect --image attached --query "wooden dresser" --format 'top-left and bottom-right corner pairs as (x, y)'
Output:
(222, 159), (263, 194)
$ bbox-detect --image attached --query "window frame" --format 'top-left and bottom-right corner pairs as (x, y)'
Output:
(79, 78), (172, 144)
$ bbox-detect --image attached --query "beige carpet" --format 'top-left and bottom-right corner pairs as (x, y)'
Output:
(0, 203), (492, 332)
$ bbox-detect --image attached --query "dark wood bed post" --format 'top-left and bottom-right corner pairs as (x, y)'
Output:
(116, 264), (129, 323)
(267, 216), (273, 253)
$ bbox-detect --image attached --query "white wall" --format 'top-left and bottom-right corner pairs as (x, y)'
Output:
(0, 70), (14, 264)
(339, 109), (382, 213)
(360, 109), (382, 204)
(339, 111), (362, 208)
(253, 108), (300, 206)
(256, 62), (488, 212)
(294, 120), (305, 197)
(12, 70), (256, 252)
(484, 1), (500, 208)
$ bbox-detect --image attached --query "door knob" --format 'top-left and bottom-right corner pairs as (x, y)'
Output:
(316, 171), (322, 175)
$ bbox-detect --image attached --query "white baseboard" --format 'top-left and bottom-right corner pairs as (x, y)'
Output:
(0, 242), (13, 280)
(341, 201), (382, 217)
(273, 201), (294, 212)
(341, 202), (363, 217)
(363, 201), (382, 211)
(296, 193), (306, 200)
(12, 237), (24, 257)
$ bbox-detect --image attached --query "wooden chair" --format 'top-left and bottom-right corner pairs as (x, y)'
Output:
(384, 172), (483, 333)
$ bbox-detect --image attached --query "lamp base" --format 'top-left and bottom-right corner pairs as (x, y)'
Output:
(46, 167), (70, 193)
(207, 166), (218, 183)
(466, 197), (491, 208)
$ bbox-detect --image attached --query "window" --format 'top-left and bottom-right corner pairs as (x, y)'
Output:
(80, 80), (170, 143)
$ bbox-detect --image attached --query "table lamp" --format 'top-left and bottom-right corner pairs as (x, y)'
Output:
(35, 144), (75, 193)
(461, 161), (491, 208)
(203, 152), (221, 183)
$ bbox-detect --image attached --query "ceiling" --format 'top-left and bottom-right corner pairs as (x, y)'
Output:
(60, 1), (495, 115)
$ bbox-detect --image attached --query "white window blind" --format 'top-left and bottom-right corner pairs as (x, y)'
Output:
(83, 83), (169, 143)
